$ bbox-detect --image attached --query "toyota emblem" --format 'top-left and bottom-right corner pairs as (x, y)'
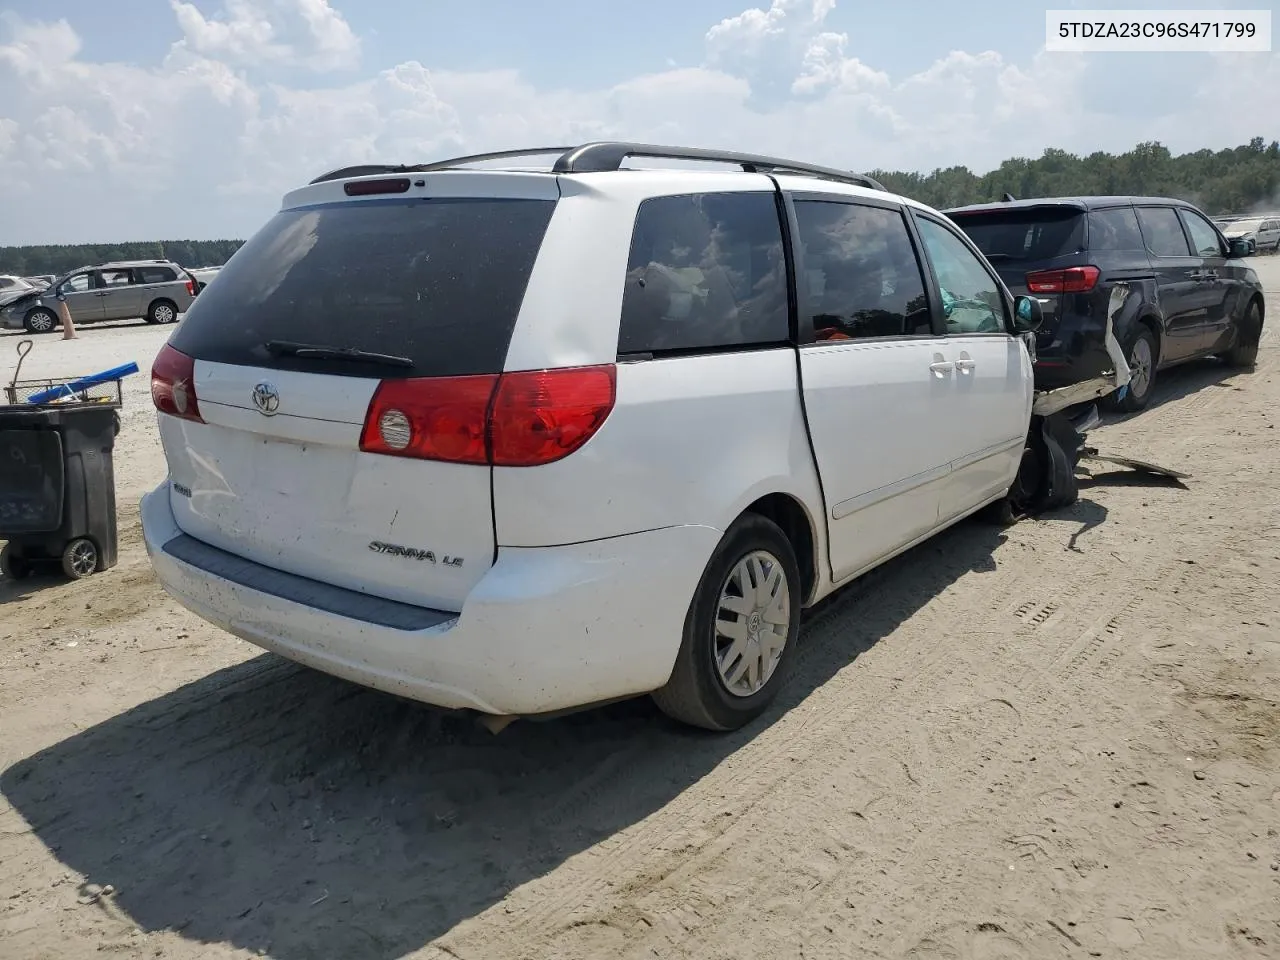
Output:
(251, 382), (280, 416)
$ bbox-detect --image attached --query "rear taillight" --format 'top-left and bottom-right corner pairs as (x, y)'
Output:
(359, 374), (497, 464)
(151, 344), (203, 422)
(1025, 265), (1099, 293)
(185, 278), (196, 296)
(360, 365), (616, 467)
(490, 366), (616, 466)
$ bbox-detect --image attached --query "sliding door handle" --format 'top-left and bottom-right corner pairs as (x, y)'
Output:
(955, 356), (976, 373)
(929, 360), (954, 376)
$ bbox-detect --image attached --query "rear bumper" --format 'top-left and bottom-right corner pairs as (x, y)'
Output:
(141, 481), (720, 716)
(1033, 348), (1113, 390)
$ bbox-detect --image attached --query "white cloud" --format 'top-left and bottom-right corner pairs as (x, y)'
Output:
(170, 0), (360, 71)
(0, 1), (1275, 245)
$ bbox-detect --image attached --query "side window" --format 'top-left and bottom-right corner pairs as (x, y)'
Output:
(793, 200), (931, 341)
(1136, 207), (1191, 257)
(618, 192), (788, 355)
(60, 274), (92, 294)
(1179, 209), (1224, 258)
(914, 217), (1005, 335)
(135, 267), (177, 284)
(99, 269), (131, 287)
(1088, 206), (1145, 251)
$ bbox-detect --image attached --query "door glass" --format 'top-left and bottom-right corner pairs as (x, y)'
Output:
(60, 274), (91, 294)
(1136, 207), (1191, 257)
(915, 217), (1005, 335)
(99, 270), (132, 287)
(793, 200), (931, 341)
(1179, 209), (1224, 258)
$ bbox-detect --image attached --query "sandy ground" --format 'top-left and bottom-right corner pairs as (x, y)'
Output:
(1, 265), (1278, 960)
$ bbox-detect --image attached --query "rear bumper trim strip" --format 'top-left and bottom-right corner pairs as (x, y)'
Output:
(162, 534), (456, 632)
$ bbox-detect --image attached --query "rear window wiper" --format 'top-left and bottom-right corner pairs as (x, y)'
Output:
(264, 340), (415, 369)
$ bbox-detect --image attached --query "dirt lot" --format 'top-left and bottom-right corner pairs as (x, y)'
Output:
(2, 264), (1279, 960)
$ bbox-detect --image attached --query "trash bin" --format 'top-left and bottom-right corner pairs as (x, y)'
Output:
(0, 378), (122, 581)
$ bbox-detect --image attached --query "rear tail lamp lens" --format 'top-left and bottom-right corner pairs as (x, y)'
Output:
(151, 344), (203, 422)
(360, 365), (616, 467)
(1025, 265), (1100, 293)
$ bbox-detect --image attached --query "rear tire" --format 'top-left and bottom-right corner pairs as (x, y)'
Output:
(1223, 301), (1262, 369)
(1117, 326), (1158, 413)
(652, 514), (801, 732)
(1, 543), (32, 581)
(147, 299), (178, 325)
(23, 308), (58, 334)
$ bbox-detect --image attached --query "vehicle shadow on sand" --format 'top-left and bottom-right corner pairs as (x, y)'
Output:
(2, 521), (1007, 960)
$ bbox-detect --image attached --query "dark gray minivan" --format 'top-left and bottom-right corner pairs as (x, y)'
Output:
(945, 196), (1265, 411)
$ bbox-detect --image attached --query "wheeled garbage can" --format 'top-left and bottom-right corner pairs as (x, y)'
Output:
(0, 379), (122, 581)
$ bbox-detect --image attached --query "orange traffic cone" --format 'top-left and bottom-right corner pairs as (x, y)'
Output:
(59, 299), (77, 339)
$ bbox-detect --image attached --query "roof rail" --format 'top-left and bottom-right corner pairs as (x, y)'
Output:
(552, 142), (886, 191)
(414, 147), (578, 172)
(310, 142), (885, 191)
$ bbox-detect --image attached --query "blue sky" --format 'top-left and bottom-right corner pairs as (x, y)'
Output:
(0, 0), (1274, 244)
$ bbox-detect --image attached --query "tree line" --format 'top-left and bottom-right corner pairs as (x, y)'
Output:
(2, 138), (1278, 276)
(0, 240), (243, 278)
(870, 137), (1280, 215)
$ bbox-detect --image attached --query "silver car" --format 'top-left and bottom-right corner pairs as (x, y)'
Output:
(1222, 216), (1280, 254)
(0, 260), (198, 333)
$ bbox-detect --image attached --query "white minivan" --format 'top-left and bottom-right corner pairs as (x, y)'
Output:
(141, 143), (1043, 731)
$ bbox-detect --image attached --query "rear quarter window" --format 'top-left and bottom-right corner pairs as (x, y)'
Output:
(136, 267), (178, 284)
(167, 197), (557, 379)
(1087, 207), (1146, 252)
(617, 192), (789, 355)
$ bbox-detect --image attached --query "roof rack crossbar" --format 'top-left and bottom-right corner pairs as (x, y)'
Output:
(551, 142), (885, 191)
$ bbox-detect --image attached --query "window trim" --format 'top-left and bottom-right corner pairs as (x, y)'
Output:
(908, 208), (1014, 339)
(1175, 205), (1227, 259)
(786, 191), (942, 347)
(1133, 204), (1195, 259)
(614, 189), (795, 361)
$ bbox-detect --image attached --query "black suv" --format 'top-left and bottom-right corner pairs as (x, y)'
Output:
(944, 196), (1265, 411)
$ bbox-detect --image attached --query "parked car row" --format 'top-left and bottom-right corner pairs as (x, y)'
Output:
(137, 142), (1265, 734)
(0, 259), (199, 332)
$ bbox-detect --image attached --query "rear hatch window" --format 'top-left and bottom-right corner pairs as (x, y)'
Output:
(947, 207), (1086, 269)
(948, 206), (1088, 344)
(169, 196), (557, 378)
